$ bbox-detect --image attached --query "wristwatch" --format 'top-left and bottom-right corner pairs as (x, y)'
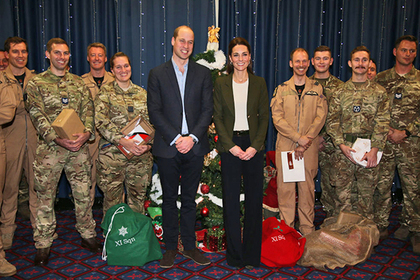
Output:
(190, 136), (198, 144)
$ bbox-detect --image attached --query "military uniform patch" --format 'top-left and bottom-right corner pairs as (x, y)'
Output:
(62, 97), (69, 104)
(353, 106), (361, 113)
(395, 92), (402, 99)
(306, 91), (318, 96)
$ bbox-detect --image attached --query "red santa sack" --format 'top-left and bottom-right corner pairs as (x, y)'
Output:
(261, 217), (306, 267)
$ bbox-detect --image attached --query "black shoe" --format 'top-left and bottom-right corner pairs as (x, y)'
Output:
(81, 237), (102, 253)
(34, 247), (50, 266)
(182, 248), (211, 265)
(160, 249), (177, 268)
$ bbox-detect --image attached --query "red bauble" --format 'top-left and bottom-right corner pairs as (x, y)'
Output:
(214, 135), (218, 142)
(218, 160), (221, 166)
(201, 207), (209, 217)
(201, 184), (210, 194)
(144, 200), (151, 211)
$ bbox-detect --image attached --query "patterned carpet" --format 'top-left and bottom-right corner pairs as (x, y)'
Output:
(4, 204), (420, 279)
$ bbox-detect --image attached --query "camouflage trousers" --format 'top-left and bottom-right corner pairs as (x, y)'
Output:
(377, 137), (420, 232)
(318, 134), (337, 216)
(97, 146), (153, 219)
(319, 150), (336, 216)
(330, 148), (379, 220)
(32, 144), (96, 249)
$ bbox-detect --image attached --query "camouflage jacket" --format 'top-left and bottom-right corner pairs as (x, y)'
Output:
(326, 79), (390, 150)
(374, 66), (420, 137)
(95, 80), (150, 147)
(25, 68), (95, 145)
(309, 74), (343, 103)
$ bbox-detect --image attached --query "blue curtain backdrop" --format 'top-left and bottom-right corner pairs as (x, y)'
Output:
(1, 0), (419, 151)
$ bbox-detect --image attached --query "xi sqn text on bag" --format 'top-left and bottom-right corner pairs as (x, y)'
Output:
(101, 203), (163, 266)
(261, 217), (306, 267)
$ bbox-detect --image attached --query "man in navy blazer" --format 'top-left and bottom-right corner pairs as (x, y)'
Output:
(147, 25), (213, 268)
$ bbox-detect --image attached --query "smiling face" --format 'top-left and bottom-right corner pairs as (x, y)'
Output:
(5, 42), (28, 71)
(229, 44), (251, 73)
(111, 56), (131, 84)
(46, 43), (70, 74)
(87, 47), (107, 71)
(171, 27), (194, 64)
(312, 51), (333, 75)
(290, 50), (310, 77)
(393, 40), (417, 67)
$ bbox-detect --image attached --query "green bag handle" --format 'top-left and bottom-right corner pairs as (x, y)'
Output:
(102, 205), (126, 261)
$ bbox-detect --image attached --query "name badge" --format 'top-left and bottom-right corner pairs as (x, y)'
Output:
(62, 97), (69, 104)
(353, 106), (361, 113)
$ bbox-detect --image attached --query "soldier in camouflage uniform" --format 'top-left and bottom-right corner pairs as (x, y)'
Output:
(0, 37), (37, 249)
(309, 45), (343, 217)
(81, 43), (114, 204)
(25, 38), (100, 266)
(95, 52), (152, 218)
(327, 46), (390, 225)
(374, 35), (420, 251)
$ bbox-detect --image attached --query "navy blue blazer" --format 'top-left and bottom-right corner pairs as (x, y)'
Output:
(147, 59), (213, 158)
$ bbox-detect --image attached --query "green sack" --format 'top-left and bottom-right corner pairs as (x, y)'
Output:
(101, 203), (163, 266)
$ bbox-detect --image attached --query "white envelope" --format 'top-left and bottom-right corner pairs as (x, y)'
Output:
(281, 151), (306, 183)
(351, 138), (383, 167)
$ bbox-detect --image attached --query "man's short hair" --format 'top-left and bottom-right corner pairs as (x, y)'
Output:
(46, 38), (68, 53)
(313, 45), (332, 57)
(87, 42), (107, 56)
(350, 46), (370, 60)
(173, 25), (194, 39)
(290, 48), (309, 61)
(395, 35), (418, 49)
(4, 37), (27, 53)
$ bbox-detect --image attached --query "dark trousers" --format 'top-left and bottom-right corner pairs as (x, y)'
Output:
(221, 135), (263, 267)
(157, 151), (203, 251)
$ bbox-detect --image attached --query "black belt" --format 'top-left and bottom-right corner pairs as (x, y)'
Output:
(233, 130), (249, 136)
(344, 134), (371, 143)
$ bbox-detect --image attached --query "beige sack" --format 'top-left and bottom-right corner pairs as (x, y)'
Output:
(297, 212), (379, 270)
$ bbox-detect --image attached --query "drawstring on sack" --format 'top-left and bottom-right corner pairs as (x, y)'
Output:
(102, 206), (125, 261)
